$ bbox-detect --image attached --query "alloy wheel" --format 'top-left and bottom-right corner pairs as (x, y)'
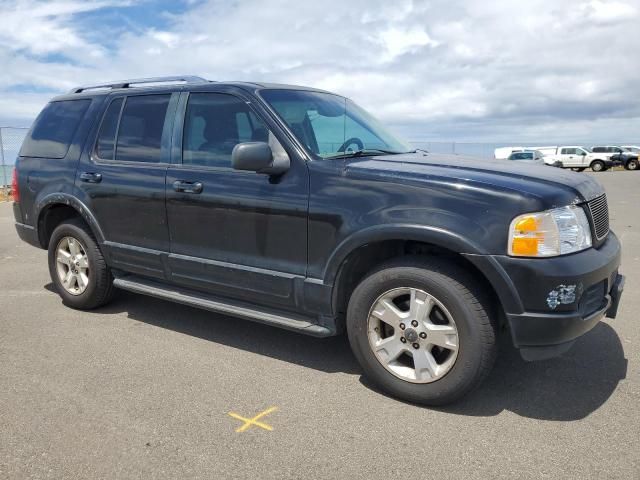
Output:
(367, 287), (459, 383)
(55, 236), (90, 295)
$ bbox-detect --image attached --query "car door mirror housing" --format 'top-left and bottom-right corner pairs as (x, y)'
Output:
(232, 142), (290, 175)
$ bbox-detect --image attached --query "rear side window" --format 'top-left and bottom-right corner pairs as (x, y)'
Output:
(116, 95), (171, 163)
(592, 147), (604, 153)
(20, 99), (91, 159)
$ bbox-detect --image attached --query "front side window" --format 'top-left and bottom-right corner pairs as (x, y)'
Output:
(260, 89), (412, 159)
(561, 148), (576, 155)
(20, 99), (91, 159)
(182, 93), (269, 168)
(115, 94), (171, 163)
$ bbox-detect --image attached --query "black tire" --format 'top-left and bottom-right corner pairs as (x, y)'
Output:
(48, 218), (114, 309)
(346, 256), (497, 406)
(625, 158), (638, 171)
(590, 160), (605, 172)
(571, 167), (586, 172)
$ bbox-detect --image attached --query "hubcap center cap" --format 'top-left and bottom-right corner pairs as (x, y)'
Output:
(404, 328), (419, 343)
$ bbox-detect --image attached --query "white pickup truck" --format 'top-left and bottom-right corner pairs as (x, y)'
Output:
(529, 146), (612, 172)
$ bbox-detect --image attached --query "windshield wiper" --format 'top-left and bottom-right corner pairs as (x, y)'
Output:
(325, 149), (407, 160)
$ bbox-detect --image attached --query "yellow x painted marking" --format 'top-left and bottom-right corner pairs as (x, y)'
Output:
(228, 406), (278, 432)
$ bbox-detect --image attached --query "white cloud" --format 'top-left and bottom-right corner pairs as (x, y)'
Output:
(0, 0), (639, 143)
(582, 0), (638, 22)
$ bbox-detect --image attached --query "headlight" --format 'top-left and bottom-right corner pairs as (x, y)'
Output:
(508, 205), (592, 257)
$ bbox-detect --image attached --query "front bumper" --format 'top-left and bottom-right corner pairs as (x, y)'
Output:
(493, 232), (624, 360)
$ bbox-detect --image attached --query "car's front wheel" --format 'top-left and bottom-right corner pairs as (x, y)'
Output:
(590, 160), (605, 172)
(347, 257), (497, 406)
(48, 218), (114, 310)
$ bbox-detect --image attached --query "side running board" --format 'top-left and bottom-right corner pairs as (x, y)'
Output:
(112, 275), (333, 337)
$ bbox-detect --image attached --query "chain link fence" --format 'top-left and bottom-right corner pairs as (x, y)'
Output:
(0, 127), (29, 191)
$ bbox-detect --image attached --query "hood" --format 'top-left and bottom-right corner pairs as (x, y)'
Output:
(345, 152), (604, 204)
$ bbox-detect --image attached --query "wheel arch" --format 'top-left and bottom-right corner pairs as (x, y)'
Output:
(326, 226), (522, 328)
(35, 194), (105, 249)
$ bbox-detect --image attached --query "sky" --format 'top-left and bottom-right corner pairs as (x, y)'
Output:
(0, 0), (639, 143)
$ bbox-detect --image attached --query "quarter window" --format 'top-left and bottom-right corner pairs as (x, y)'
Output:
(19, 99), (91, 159)
(182, 93), (269, 168)
(96, 98), (123, 160)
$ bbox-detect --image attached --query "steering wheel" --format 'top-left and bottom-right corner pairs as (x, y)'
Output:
(338, 137), (364, 153)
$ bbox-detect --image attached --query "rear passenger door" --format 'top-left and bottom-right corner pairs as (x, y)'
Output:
(77, 92), (178, 279)
(165, 89), (309, 309)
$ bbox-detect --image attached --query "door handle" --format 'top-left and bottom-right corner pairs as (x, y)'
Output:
(173, 180), (203, 194)
(80, 172), (102, 183)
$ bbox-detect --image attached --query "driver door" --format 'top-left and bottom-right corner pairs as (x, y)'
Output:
(165, 89), (309, 309)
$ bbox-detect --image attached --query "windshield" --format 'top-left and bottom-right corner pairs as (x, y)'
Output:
(260, 89), (412, 158)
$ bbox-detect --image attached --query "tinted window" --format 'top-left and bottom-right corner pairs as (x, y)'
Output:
(19, 99), (91, 159)
(96, 98), (123, 160)
(561, 148), (577, 155)
(182, 93), (269, 168)
(260, 89), (411, 158)
(592, 147), (604, 153)
(116, 95), (171, 163)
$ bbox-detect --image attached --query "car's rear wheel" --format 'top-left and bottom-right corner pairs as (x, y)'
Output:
(625, 159), (638, 171)
(590, 160), (605, 172)
(571, 167), (586, 172)
(48, 219), (114, 309)
(347, 257), (497, 405)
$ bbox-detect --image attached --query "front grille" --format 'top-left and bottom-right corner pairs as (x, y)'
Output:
(587, 194), (609, 241)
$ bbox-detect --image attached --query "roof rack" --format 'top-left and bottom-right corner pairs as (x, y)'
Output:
(69, 75), (209, 93)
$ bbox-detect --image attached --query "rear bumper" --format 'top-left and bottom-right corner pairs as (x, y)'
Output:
(491, 232), (623, 360)
(15, 221), (40, 248)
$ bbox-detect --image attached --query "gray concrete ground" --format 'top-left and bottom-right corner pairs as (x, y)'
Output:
(1, 171), (638, 479)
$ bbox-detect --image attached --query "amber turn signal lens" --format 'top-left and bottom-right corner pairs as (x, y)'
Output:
(514, 216), (538, 232)
(511, 236), (539, 255)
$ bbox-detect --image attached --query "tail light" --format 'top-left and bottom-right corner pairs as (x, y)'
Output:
(11, 167), (19, 202)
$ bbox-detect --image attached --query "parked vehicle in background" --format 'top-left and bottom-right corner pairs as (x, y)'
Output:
(528, 146), (609, 172)
(622, 145), (640, 154)
(507, 150), (545, 165)
(591, 146), (636, 170)
(494, 146), (525, 160)
(620, 146), (639, 171)
(12, 76), (625, 406)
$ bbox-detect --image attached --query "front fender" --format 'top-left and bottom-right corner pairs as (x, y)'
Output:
(322, 223), (484, 285)
(322, 224), (525, 318)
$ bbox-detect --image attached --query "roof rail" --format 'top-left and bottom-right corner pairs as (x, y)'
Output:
(69, 75), (209, 93)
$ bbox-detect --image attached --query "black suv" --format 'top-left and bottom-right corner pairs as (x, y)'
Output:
(13, 76), (625, 405)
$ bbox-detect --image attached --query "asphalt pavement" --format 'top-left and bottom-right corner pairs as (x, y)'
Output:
(1, 171), (638, 479)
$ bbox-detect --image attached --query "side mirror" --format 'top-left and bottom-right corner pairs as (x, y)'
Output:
(581, 151), (587, 156)
(232, 142), (289, 175)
